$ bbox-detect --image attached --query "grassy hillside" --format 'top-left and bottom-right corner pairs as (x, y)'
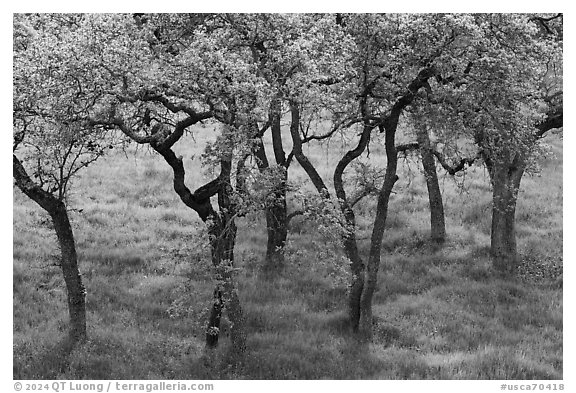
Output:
(13, 126), (562, 379)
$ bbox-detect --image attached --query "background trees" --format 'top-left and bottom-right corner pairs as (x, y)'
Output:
(411, 13), (563, 273)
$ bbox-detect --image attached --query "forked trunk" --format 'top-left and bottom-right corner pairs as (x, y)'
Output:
(358, 125), (398, 341)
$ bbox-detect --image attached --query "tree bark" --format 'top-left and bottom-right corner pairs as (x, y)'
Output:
(487, 160), (524, 274)
(289, 101), (329, 197)
(13, 155), (87, 343)
(333, 125), (372, 331)
(415, 127), (446, 244)
(204, 159), (246, 353)
(264, 199), (287, 270)
(150, 141), (245, 352)
(50, 202), (88, 343)
(358, 124), (398, 341)
(253, 130), (288, 271)
(205, 214), (245, 352)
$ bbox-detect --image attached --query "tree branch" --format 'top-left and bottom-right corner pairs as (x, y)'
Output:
(13, 154), (59, 210)
(536, 106), (563, 138)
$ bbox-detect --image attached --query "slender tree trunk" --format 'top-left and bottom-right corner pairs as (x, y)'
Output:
(415, 127), (446, 244)
(344, 234), (365, 331)
(289, 101), (329, 197)
(267, 98), (288, 271)
(13, 155), (87, 344)
(488, 161), (524, 274)
(358, 124), (398, 340)
(50, 202), (87, 343)
(333, 125), (372, 331)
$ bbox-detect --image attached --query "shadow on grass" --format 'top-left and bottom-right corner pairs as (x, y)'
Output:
(14, 336), (77, 379)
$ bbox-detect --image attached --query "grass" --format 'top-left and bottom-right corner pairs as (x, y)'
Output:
(13, 127), (562, 379)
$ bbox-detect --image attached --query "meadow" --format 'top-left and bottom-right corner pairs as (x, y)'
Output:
(13, 126), (563, 380)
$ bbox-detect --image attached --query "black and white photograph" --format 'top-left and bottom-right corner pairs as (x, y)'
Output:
(11, 9), (564, 385)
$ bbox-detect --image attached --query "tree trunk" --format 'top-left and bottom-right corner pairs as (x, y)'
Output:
(358, 124), (398, 341)
(253, 129), (288, 271)
(415, 127), (446, 244)
(344, 233), (365, 331)
(205, 217), (245, 352)
(13, 155), (87, 344)
(289, 101), (329, 197)
(333, 125), (372, 331)
(50, 202), (87, 343)
(488, 162), (524, 274)
(204, 158), (246, 353)
(264, 196), (287, 271)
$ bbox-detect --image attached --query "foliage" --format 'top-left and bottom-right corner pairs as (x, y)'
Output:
(13, 14), (113, 200)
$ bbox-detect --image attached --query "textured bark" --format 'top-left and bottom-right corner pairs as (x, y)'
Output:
(205, 215), (245, 351)
(50, 203), (87, 343)
(13, 155), (87, 343)
(487, 161), (524, 274)
(415, 127), (446, 244)
(333, 125), (372, 331)
(263, 201), (287, 270)
(253, 119), (288, 271)
(205, 159), (246, 353)
(270, 98), (286, 167)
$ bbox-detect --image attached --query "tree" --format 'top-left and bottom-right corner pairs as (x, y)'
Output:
(327, 14), (473, 338)
(208, 14), (353, 271)
(13, 14), (113, 343)
(80, 13), (259, 353)
(416, 13), (563, 273)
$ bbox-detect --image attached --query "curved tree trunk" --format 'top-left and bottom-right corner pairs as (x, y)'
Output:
(50, 202), (88, 343)
(415, 127), (446, 244)
(333, 125), (372, 331)
(13, 155), (87, 344)
(151, 142), (245, 353)
(289, 101), (329, 197)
